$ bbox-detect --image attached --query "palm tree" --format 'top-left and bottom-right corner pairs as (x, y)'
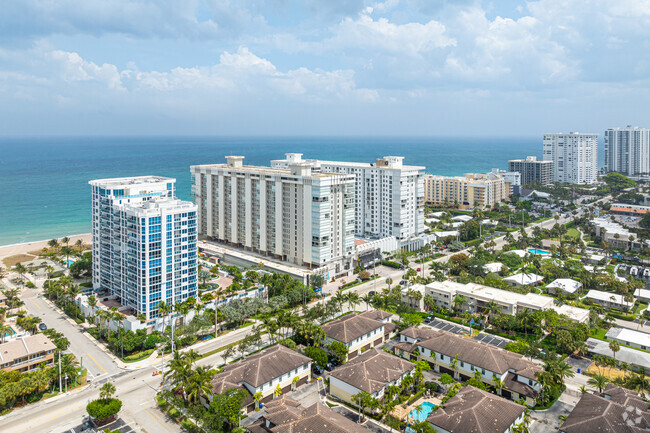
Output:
(386, 277), (393, 294)
(47, 239), (59, 250)
(587, 374), (609, 393)
(361, 294), (373, 311)
(254, 391), (263, 409)
(346, 292), (360, 311)
(186, 366), (213, 404)
(609, 340), (620, 362)
(87, 295), (97, 324)
(61, 236), (70, 248)
(274, 384), (283, 399)
(60, 246), (74, 268)
(75, 239), (84, 254)
(452, 296), (466, 314)
(99, 382), (116, 402)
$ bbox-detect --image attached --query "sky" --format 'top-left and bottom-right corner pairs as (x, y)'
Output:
(1, 0), (650, 136)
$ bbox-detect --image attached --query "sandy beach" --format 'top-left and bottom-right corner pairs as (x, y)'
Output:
(0, 234), (92, 262)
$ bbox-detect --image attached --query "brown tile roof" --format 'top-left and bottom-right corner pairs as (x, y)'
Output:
(267, 401), (373, 433)
(415, 331), (541, 377)
(502, 372), (539, 399)
(601, 384), (650, 412)
(322, 313), (385, 344)
(358, 310), (393, 321)
(210, 345), (310, 394)
(560, 390), (650, 433)
(329, 348), (415, 394)
(0, 334), (56, 364)
(399, 326), (439, 341)
(263, 397), (304, 426)
(427, 386), (525, 433)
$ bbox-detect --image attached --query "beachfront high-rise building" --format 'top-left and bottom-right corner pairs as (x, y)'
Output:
(508, 156), (553, 185)
(271, 154), (425, 241)
(604, 126), (650, 176)
(423, 172), (508, 209)
(491, 169), (521, 196)
(543, 132), (598, 184)
(191, 156), (355, 275)
(89, 177), (198, 319)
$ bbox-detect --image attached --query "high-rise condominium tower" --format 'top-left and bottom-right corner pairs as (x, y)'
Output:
(604, 126), (650, 176)
(271, 154), (425, 241)
(89, 176), (198, 319)
(543, 132), (598, 184)
(191, 156), (355, 276)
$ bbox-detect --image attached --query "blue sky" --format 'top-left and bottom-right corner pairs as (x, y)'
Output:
(1, 0), (649, 136)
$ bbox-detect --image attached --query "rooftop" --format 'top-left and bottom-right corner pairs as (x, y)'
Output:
(559, 386), (650, 433)
(586, 289), (630, 305)
(547, 278), (582, 294)
(89, 175), (175, 187)
(427, 386), (525, 433)
(0, 334), (56, 364)
(210, 345), (310, 394)
(322, 312), (385, 344)
(606, 327), (650, 348)
(587, 338), (650, 370)
(503, 273), (544, 285)
(329, 348), (415, 394)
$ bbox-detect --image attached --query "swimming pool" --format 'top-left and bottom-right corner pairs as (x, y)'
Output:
(409, 402), (436, 421)
(528, 248), (551, 255)
(2, 327), (16, 339)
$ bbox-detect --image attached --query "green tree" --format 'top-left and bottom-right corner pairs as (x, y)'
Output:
(305, 346), (328, 369)
(587, 374), (609, 393)
(86, 398), (122, 421)
(609, 340), (620, 362)
(329, 341), (348, 364)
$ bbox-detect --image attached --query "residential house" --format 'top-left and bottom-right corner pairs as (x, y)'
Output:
(546, 278), (582, 295)
(322, 311), (397, 361)
(427, 386), (526, 433)
(209, 345), (311, 412)
(394, 327), (542, 405)
(585, 290), (633, 311)
(483, 262), (503, 274)
(605, 327), (650, 351)
(633, 289), (650, 303)
(503, 273), (544, 288)
(559, 385), (650, 433)
(329, 348), (415, 405)
(0, 334), (56, 372)
(247, 397), (374, 433)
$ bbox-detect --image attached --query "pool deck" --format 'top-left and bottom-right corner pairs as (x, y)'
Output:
(391, 396), (442, 421)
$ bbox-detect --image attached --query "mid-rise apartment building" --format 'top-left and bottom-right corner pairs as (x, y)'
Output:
(543, 132), (598, 184)
(508, 156), (553, 185)
(423, 172), (508, 209)
(191, 156), (355, 276)
(0, 334), (56, 372)
(491, 168), (521, 195)
(271, 154), (425, 241)
(604, 126), (650, 176)
(89, 176), (198, 319)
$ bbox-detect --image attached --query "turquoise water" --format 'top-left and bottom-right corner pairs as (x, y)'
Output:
(409, 402), (436, 421)
(2, 328), (16, 338)
(0, 136), (554, 246)
(528, 248), (551, 255)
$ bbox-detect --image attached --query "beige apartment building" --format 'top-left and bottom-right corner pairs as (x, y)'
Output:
(0, 334), (56, 372)
(423, 172), (508, 209)
(191, 156), (356, 277)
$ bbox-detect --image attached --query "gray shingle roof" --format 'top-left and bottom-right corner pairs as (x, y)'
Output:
(427, 386), (525, 433)
(210, 345), (310, 393)
(265, 401), (374, 433)
(322, 312), (385, 344)
(329, 348), (415, 394)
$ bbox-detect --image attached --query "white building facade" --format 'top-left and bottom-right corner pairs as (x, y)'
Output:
(543, 132), (598, 184)
(604, 126), (650, 176)
(191, 156), (355, 276)
(89, 176), (198, 319)
(271, 154), (425, 241)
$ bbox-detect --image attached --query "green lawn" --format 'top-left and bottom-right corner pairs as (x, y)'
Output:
(566, 228), (580, 239)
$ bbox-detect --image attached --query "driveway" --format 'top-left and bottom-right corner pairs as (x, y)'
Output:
(531, 399), (574, 433)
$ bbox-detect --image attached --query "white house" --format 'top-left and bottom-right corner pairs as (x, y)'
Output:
(503, 273), (544, 288)
(546, 278), (582, 295)
(606, 327), (650, 351)
(585, 289), (633, 311)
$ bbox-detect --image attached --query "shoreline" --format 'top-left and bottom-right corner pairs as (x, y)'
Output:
(0, 233), (92, 262)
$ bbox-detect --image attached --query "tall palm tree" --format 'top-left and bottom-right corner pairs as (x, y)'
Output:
(346, 292), (361, 311)
(87, 295), (97, 324)
(99, 382), (116, 402)
(75, 239), (84, 254)
(186, 366), (213, 404)
(47, 239), (59, 250)
(587, 374), (609, 393)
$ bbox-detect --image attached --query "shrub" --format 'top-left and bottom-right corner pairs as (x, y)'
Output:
(86, 398), (122, 421)
(381, 260), (402, 269)
(26, 281), (36, 288)
(439, 373), (455, 385)
(180, 418), (198, 432)
(167, 407), (180, 418)
(279, 339), (297, 350)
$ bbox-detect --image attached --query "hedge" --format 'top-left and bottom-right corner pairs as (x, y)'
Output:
(381, 260), (402, 269)
(465, 239), (483, 247)
(123, 348), (155, 362)
(87, 398), (122, 420)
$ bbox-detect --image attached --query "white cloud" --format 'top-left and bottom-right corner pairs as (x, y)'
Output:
(50, 50), (124, 90)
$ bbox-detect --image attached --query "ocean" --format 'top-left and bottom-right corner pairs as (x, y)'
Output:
(0, 135), (585, 246)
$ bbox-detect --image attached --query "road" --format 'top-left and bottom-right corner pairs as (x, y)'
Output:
(20, 287), (120, 379)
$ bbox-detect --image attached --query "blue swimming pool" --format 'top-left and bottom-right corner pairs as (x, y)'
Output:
(528, 248), (551, 255)
(409, 402), (436, 421)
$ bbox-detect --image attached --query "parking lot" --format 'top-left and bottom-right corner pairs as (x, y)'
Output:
(472, 333), (510, 349)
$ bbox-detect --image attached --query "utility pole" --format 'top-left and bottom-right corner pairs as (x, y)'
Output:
(58, 351), (62, 393)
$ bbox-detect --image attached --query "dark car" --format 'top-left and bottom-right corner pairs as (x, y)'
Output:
(325, 363), (335, 372)
(312, 365), (324, 375)
(400, 280), (407, 285)
(38, 323), (47, 331)
(368, 291), (376, 296)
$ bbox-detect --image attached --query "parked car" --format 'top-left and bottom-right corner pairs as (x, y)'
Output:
(312, 365), (324, 375)
(400, 280), (407, 285)
(368, 291), (376, 296)
(416, 268), (421, 271)
(38, 323), (47, 331)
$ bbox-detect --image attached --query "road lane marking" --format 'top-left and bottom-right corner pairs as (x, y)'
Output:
(30, 298), (42, 310)
(145, 408), (170, 430)
(14, 403), (82, 433)
(87, 353), (107, 373)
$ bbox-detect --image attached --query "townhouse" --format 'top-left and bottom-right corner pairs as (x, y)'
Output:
(322, 310), (397, 361)
(329, 348), (415, 404)
(585, 289), (633, 311)
(395, 327), (542, 405)
(427, 386), (526, 433)
(209, 345), (311, 412)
